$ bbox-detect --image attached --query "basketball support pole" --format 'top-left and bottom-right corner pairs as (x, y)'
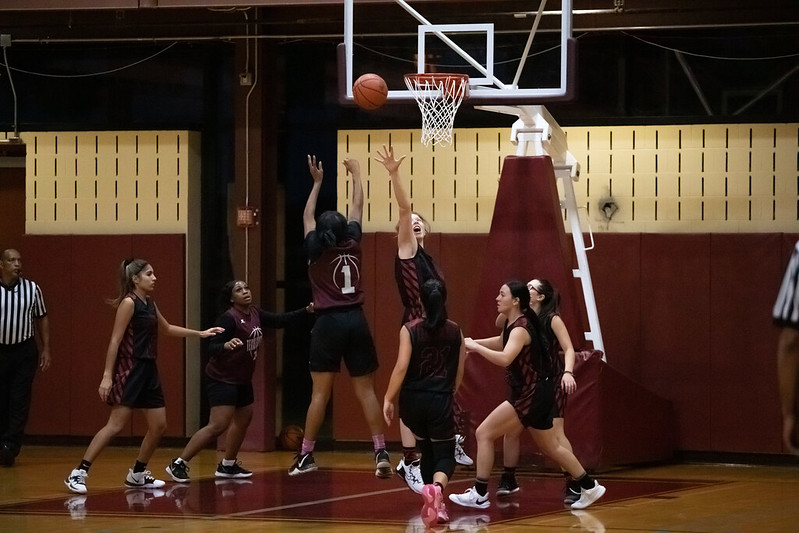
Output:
(478, 105), (606, 358)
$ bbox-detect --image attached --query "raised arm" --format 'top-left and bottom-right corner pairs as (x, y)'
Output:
(342, 158), (364, 224)
(303, 154), (324, 237)
(375, 145), (415, 258)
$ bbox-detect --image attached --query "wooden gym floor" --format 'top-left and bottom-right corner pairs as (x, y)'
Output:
(1, 445), (798, 532)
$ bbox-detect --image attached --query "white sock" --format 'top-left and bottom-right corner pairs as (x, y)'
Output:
(222, 458), (236, 467)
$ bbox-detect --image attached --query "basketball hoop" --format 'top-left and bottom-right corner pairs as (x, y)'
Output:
(404, 73), (469, 147)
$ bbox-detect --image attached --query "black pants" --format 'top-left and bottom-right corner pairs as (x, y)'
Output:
(0, 338), (39, 457)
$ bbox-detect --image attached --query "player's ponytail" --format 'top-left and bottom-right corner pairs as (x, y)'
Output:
(108, 258), (148, 307)
(420, 278), (448, 331)
(317, 211), (348, 248)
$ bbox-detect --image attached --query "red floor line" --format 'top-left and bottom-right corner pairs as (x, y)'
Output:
(230, 477), (473, 517)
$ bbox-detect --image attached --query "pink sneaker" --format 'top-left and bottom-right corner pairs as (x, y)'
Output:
(437, 501), (450, 524)
(421, 484), (443, 528)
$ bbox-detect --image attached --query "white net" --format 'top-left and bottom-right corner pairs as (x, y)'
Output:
(404, 73), (469, 147)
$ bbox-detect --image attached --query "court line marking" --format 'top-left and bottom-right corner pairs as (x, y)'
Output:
(229, 477), (472, 517)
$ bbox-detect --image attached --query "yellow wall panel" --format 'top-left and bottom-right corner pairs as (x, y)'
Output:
(657, 174), (680, 198)
(726, 173), (751, 196)
(633, 151), (657, 174)
(22, 130), (197, 234)
(610, 127), (634, 151)
(679, 198), (704, 221)
(681, 174), (704, 198)
(612, 151), (634, 175)
(702, 126), (728, 149)
(657, 151), (680, 174)
(680, 150), (703, 174)
(656, 197), (680, 221)
(610, 174), (634, 198)
(633, 197), (656, 222)
(726, 197), (751, 221)
(339, 122), (798, 233)
(656, 127), (681, 151)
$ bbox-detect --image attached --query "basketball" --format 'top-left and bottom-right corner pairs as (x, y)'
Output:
(352, 73), (388, 111)
(279, 425), (304, 451)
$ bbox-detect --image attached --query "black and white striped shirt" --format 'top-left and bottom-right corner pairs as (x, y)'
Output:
(0, 278), (47, 345)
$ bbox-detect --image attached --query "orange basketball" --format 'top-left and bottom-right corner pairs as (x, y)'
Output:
(352, 73), (388, 111)
(279, 425), (304, 451)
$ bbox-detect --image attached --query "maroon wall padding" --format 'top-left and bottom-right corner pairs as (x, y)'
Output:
(560, 351), (675, 470)
(21, 234), (187, 439)
(709, 234), (784, 452)
(584, 234), (643, 382)
(638, 234), (713, 451)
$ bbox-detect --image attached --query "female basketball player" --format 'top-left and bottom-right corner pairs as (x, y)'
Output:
(289, 154), (392, 479)
(375, 145), (473, 495)
(495, 278), (582, 504)
(383, 279), (466, 527)
(65, 259), (223, 494)
(449, 280), (605, 511)
(166, 280), (312, 482)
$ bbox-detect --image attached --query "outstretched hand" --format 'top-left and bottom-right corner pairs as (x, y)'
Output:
(342, 158), (360, 176)
(375, 144), (405, 174)
(464, 337), (479, 353)
(307, 154), (323, 183)
(200, 327), (225, 338)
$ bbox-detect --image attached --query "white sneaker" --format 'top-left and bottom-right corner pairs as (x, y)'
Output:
(65, 468), (88, 494)
(454, 434), (473, 466)
(571, 481), (606, 510)
(397, 458), (424, 494)
(124, 468), (166, 489)
(448, 486), (490, 509)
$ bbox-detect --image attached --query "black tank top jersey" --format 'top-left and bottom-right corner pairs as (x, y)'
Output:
(120, 293), (158, 361)
(401, 318), (462, 394)
(205, 305), (307, 385)
(305, 221), (365, 312)
(502, 314), (548, 395)
(394, 246), (445, 324)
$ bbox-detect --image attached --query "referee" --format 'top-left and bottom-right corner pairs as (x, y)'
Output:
(0, 248), (51, 467)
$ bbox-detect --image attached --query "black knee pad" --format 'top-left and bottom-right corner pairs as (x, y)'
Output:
(431, 439), (456, 479)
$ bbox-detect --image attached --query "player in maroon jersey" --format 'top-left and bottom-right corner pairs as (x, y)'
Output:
(495, 278), (582, 503)
(289, 154), (392, 478)
(65, 259), (223, 495)
(450, 280), (605, 511)
(383, 279), (467, 527)
(165, 280), (313, 482)
(375, 145), (473, 495)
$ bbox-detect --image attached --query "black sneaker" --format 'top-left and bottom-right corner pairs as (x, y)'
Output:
(288, 452), (317, 476)
(496, 474), (520, 496)
(215, 461), (253, 479)
(563, 481), (582, 505)
(166, 459), (190, 483)
(375, 449), (393, 479)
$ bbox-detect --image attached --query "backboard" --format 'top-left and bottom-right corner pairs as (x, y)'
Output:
(339, 0), (577, 105)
